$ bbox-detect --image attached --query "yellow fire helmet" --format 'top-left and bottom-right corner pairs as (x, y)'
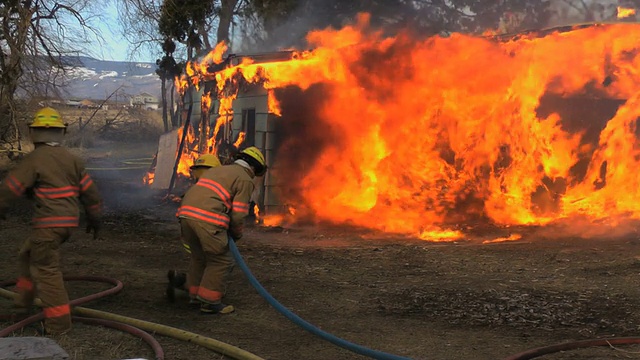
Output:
(241, 146), (266, 166)
(30, 107), (66, 128)
(190, 154), (221, 169)
(238, 146), (267, 176)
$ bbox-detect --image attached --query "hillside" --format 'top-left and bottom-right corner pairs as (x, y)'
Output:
(61, 56), (161, 100)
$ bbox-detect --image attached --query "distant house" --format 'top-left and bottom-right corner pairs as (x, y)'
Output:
(65, 99), (82, 107)
(80, 99), (98, 109)
(130, 92), (159, 110)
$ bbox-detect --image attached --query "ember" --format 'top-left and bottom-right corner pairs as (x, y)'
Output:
(154, 16), (640, 240)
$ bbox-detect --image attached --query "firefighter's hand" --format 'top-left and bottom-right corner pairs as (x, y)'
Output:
(86, 219), (101, 240)
(229, 225), (243, 242)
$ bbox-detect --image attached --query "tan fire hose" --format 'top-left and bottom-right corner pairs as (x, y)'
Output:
(0, 277), (264, 360)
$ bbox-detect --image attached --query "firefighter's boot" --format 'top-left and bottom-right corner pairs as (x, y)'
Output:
(200, 301), (235, 314)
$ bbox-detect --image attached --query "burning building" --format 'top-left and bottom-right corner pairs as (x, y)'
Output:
(148, 15), (640, 241)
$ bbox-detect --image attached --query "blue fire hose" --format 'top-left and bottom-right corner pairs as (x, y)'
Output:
(228, 237), (412, 360)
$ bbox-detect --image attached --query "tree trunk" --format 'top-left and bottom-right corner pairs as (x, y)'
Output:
(0, 6), (35, 143)
(170, 82), (178, 128)
(161, 76), (169, 132)
(216, 0), (239, 45)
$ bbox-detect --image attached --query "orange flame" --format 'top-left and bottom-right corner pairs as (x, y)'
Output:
(143, 171), (155, 185)
(262, 215), (284, 227)
(483, 234), (523, 245)
(268, 90), (282, 116)
(176, 126), (198, 177)
(234, 131), (246, 148)
(617, 6), (636, 19)
(418, 229), (464, 242)
(175, 74), (189, 96)
(200, 41), (228, 72)
(253, 204), (260, 224)
(185, 62), (200, 90)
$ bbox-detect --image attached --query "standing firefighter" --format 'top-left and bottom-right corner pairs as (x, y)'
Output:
(176, 146), (267, 314)
(166, 153), (221, 301)
(0, 108), (102, 335)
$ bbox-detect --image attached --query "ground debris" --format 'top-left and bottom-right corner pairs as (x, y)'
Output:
(377, 287), (639, 334)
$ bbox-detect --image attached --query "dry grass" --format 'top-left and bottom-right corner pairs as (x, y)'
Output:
(2, 107), (165, 153)
(53, 325), (154, 360)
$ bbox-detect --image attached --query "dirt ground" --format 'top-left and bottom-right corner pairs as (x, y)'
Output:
(1, 139), (640, 360)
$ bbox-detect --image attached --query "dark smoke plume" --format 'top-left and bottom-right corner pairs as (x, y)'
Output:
(270, 84), (338, 211)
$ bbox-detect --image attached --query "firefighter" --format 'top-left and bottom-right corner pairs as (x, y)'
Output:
(0, 107), (102, 335)
(176, 146), (267, 314)
(189, 154), (221, 181)
(166, 153), (221, 302)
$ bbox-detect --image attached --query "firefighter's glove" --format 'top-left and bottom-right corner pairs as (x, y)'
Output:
(229, 224), (244, 241)
(229, 225), (243, 242)
(86, 219), (101, 240)
(231, 234), (243, 242)
(230, 231), (243, 242)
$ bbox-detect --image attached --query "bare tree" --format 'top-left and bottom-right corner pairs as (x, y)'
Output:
(549, 0), (618, 24)
(0, 0), (103, 145)
(114, 0), (165, 61)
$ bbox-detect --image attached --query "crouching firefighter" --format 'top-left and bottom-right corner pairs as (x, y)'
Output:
(166, 154), (221, 302)
(0, 107), (102, 335)
(175, 146), (267, 314)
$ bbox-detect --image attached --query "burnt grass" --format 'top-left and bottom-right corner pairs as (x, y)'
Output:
(1, 140), (640, 360)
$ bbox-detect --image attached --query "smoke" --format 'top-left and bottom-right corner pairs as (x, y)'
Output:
(546, 1), (619, 28)
(533, 216), (640, 240)
(238, 0), (421, 53)
(91, 169), (159, 211)
(242, 4), (316, 53)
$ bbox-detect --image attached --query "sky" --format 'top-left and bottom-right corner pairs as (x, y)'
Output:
(94, 2), (157, 63)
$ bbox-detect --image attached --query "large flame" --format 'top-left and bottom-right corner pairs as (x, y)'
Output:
(176, 125), (198, 177)
(159, 15), (640, 239)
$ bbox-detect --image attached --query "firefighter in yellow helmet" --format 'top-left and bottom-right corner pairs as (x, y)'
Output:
(189, 153), (221, 181)
(182, 153), (222, 253)
(0, 108), (102, 335)
(166, 153), (222, 302)
(175, 146), (267, 314)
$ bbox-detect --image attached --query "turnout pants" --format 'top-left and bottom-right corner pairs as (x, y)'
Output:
(180, 218), (233, 304)
(15, 228), (72, 335)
